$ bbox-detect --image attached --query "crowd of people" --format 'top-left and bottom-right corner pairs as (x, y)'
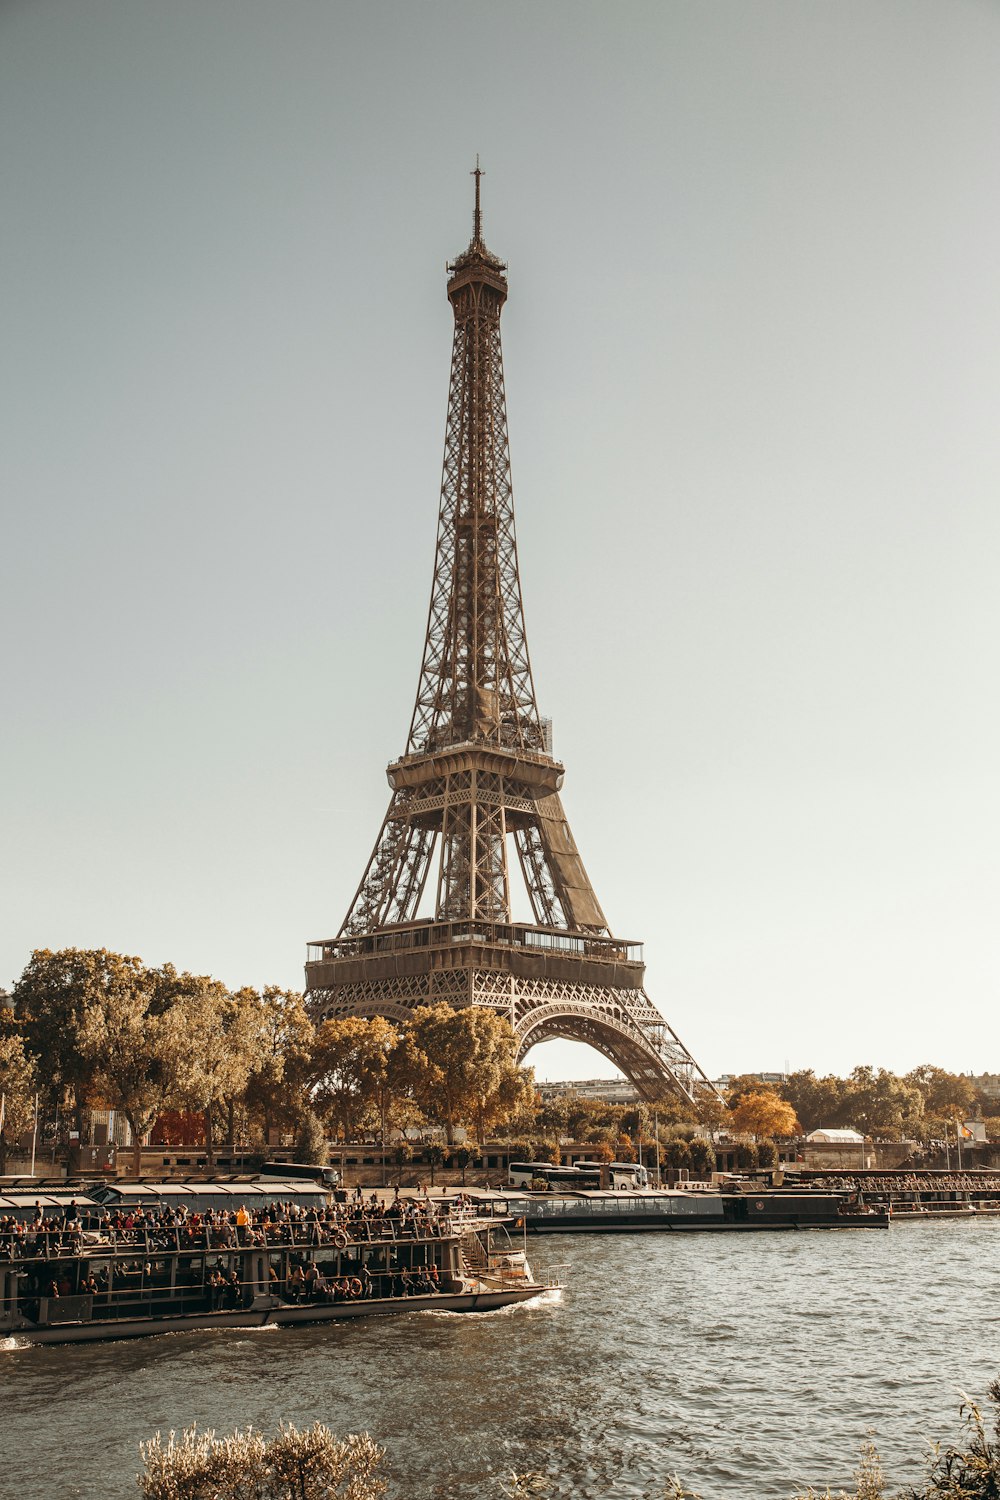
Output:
(0, 1188), (484, 1261)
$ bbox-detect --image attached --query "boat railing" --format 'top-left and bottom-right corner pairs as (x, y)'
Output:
(0, 1213), (463, 1262)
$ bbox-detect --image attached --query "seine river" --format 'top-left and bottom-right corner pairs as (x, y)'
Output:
(1, 1220), (997, 1499)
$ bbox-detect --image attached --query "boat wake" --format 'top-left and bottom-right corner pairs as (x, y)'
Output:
(0, 1335), (32, 1354)
(418, 1287), (563, 1319)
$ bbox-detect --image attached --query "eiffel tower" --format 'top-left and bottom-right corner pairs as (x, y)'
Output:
(306, 169), (716, 1107)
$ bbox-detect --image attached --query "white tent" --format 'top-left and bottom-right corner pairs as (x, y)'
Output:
(806, 1128), (865, 1144)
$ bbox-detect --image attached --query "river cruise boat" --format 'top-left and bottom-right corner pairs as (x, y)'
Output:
(0, 1187), (548, 1346)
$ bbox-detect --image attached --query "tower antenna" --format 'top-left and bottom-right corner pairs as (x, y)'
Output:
(472, 155), (483, 243)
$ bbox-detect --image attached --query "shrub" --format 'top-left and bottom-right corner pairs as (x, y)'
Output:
(686, 1137), (716, 1179)
(138, 1422), (386, 1499)
(662, 1138), (691, 1170)
(734, 1140), (758, 1171)
(756, 1139), (778, 1169)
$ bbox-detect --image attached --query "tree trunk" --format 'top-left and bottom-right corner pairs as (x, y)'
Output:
(226, 1100), (236, 1148)
(204, 1105), (215, 1170)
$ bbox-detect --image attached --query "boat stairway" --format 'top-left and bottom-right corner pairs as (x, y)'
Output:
(459, 1231), (489, 1273)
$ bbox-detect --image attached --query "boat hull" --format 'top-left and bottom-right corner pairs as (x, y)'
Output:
(4, 1285), (546, 1346)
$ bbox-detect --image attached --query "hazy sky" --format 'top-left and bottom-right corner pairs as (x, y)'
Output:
(2, 1), (998, 1083)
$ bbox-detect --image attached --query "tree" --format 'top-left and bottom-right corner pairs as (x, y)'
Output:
(452, 1144), (478, 1184)
(906, 1065), (976, 1123)
(473, 1060), (537, 1146)
(427, 1142), (444, 1185)
(309, 1016), (402, 1142)
(163, 972), (250, 1170)
(0, 1033), (36, 1174)
(845, 1066), (923, 1138)
(138, 1422), (386, 1500)
(76, 957), (192, 1174)
(734, 1139), (759, 1170)
(663, 1136), (691, 1170)
(295, 1110), (329, 1166)
(216, 987), (271, 1147)
(243, 989), (315, 1144)
(400, 1003), (530, 1145)
(13, 947), (117, 1130)
(756, 1139), (779, 1169)
(725, 1075), (772, 1109)
(730, 1090), (800, 1140)
(585, 1138), (614, 1165)
(687, 1137), (716, 1180)
(780, 1070), (850, 1134)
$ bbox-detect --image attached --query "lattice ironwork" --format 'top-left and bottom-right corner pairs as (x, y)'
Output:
(307, 170), (716, 1105)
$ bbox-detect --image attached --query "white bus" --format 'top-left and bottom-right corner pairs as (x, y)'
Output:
(573, 1160), (649, 1190)
(507, 1162), (602, 1190)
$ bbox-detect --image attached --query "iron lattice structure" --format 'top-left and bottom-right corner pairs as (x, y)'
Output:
(306, 172), (716, 1106)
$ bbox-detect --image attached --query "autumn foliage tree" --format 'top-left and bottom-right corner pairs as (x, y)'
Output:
(730, 1089), (800, 1140)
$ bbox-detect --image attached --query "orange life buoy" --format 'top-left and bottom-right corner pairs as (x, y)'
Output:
(349, 1277), (362, 1298)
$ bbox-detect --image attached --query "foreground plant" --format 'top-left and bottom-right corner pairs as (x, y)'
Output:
(905, 1379), (1000, 1499)
(791, 1380), (1000, 1500)
(793, 1436), (887, 1499)
(137, 1422), (386, 1500)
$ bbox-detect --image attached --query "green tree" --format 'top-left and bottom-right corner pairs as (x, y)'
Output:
(427, 1142), (444, 1185)
(13, 947), (117, 1130)
(453, 1144), (478, 1184)
(401, 1003), (530, 1145)
(687, 1136), (716, 1179)
(845, 1066), (923, 1138)
(295, 1110), (329, 1166)
(164, 972), (252, 1170)
(243, 989), (315, 1144)
(76, 957), (194, 1174)
(309, 1016), (403, 1142)
(216, 986), (271, 1147)
(0, 1032), (36, 1174)
(906, 1065), (976, 1123)
(780, 1070), (850, 1133)
(663, 1137), (691, 1170)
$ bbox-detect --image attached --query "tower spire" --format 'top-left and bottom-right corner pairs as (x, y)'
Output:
(472, 155), (483, 243)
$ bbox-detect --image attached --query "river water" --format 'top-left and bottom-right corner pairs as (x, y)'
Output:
(1, 1220), (998, 1499)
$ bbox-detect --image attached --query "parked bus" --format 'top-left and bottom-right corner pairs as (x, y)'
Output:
(507, 1162), (602, 1191)
(573, 1161), (650, 1190)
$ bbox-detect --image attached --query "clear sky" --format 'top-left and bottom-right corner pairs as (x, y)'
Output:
(2, 1), (998, 1083)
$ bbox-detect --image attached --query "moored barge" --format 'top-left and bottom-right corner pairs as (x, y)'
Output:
(506, 1187), (889, 1233)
